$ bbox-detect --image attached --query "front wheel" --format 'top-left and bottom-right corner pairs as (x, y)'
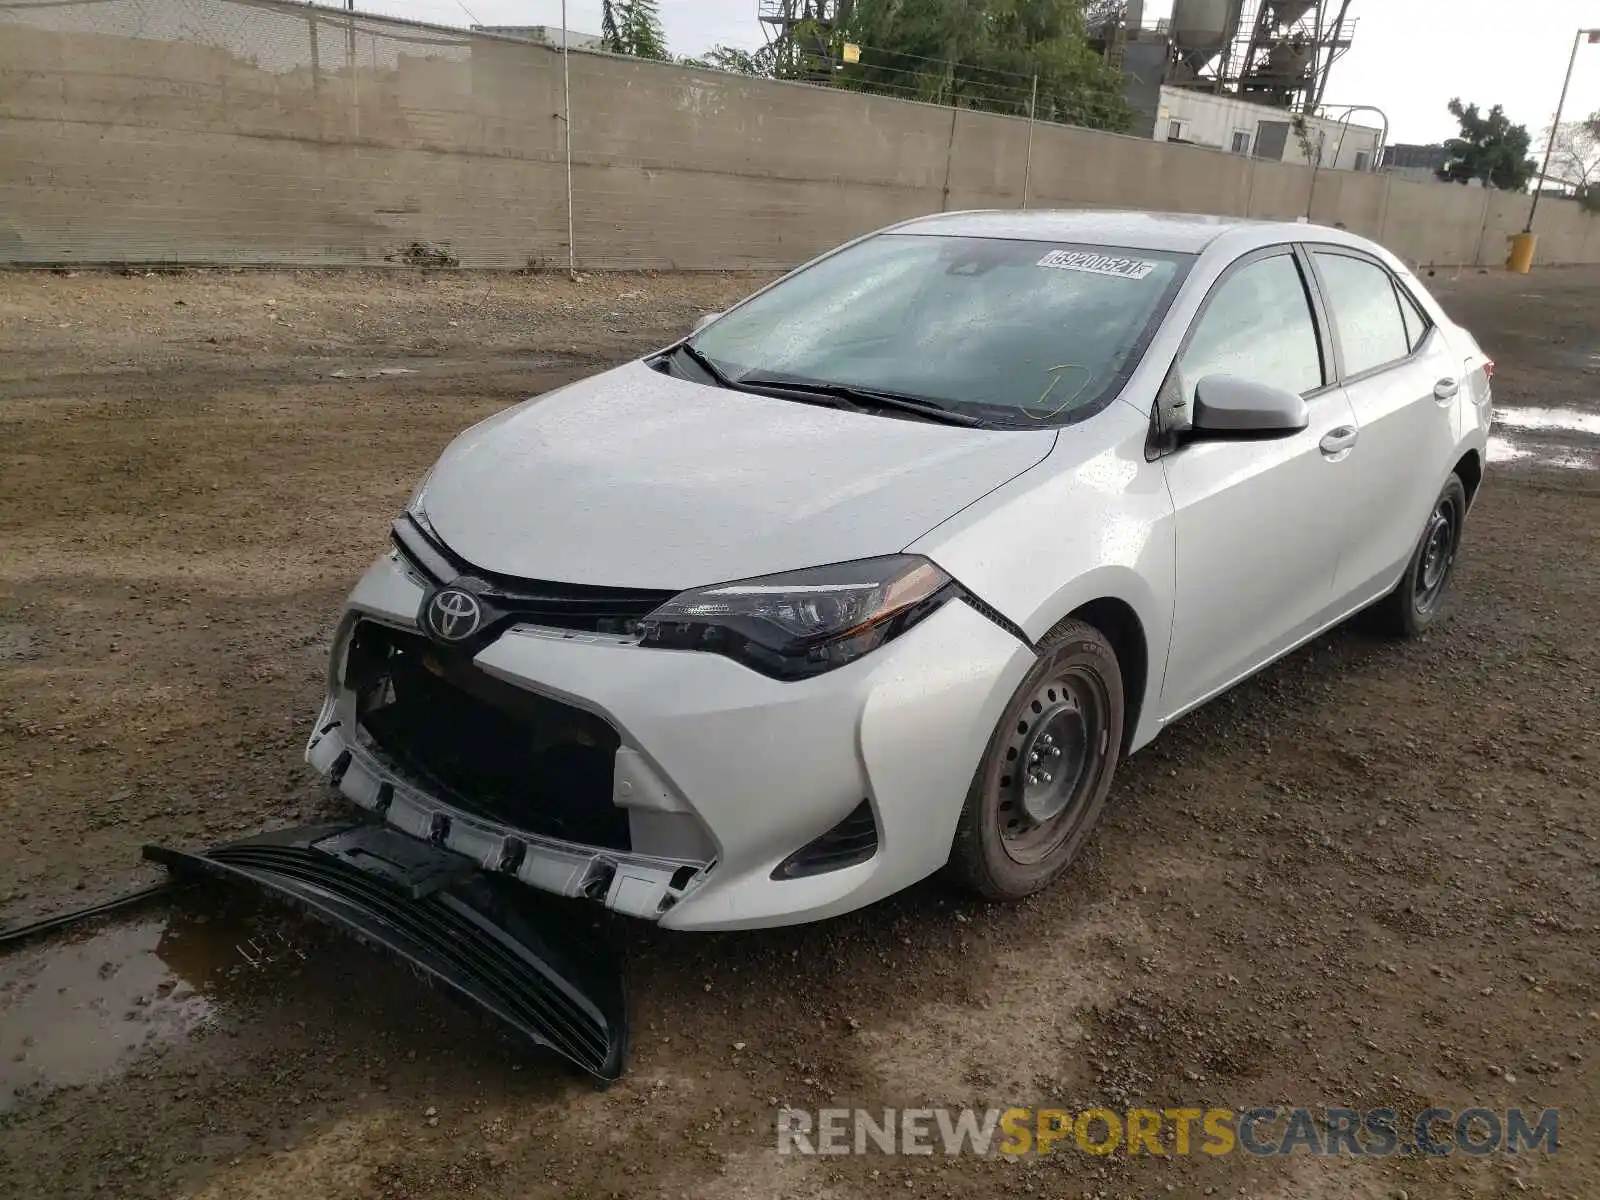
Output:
(947, 619), (1123, 901)
(1371, 473), (1468, 638)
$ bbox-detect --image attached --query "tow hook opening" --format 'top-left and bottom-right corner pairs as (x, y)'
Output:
(583, 859), (617, 900)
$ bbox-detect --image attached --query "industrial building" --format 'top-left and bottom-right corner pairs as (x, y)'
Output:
(1111, 0), (1380, 171)
(751, 1), (1381, 172)
(1156, 87), (1382, 170)
(1382, 143), (1452, 184)
(1155, 0), (1353, 109)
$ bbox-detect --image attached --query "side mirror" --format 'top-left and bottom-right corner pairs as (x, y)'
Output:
(692, 311), (722, 334)
(1190, 374), (1309, 439)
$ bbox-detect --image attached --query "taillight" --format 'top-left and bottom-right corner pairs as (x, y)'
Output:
(1483, 359), (1494, 379)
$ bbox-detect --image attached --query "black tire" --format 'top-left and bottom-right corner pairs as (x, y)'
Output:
(947, 618), (1124, 901)
(1371, 473), (1468, 638)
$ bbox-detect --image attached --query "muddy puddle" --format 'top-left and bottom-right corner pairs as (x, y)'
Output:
(1489, 406), (1599, 471)
(0, 893), (301, 1113)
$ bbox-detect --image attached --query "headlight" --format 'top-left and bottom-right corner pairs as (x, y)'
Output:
(637, 555), (955, 680)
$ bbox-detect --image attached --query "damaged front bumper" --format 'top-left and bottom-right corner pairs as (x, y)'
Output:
(308, 688), (706, 923)
(308, 550), (1036, 930)
(145, 822), (628, 1082)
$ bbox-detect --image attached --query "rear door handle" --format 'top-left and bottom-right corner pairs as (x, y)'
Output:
(1433, 377), (1460, 401)
(1319, 425), (1358, 458)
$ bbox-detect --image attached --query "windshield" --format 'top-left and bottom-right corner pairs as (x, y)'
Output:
(688, 233), (1191, 425)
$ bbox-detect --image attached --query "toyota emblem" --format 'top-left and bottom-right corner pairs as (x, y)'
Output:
(424, 587), (484, 642)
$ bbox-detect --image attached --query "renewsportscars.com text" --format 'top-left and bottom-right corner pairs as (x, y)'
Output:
(776, 1106), (1559, 1158)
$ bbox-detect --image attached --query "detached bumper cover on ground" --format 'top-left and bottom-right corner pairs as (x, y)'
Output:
(143, 823), (629, 1082)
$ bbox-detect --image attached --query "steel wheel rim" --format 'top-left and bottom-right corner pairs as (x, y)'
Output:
(996, 668), (1108, 865)
(1414, 495), (1459, 613)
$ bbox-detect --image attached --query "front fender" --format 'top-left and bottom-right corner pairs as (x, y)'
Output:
(910, 402), (1176, 751)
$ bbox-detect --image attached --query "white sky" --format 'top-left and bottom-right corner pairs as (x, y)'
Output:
(364, 0), (1600, 145)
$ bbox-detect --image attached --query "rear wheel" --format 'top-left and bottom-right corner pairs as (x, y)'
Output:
(948, 619), (1123, 901)
(1371, 473), (1467, 638)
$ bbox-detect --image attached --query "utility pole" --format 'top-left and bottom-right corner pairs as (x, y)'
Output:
(563, 0), (576, 279)
(345, 0), (357, 137)
(1527, 28), (1600, 233)
(1022, 74), (1038, 209)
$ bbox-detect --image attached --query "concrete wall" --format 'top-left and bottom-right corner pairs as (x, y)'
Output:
(1379, 179), (1491, 268)
(2, 0), (1597, 270)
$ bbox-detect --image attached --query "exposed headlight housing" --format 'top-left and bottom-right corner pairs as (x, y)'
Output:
(637, 555), (955, 680)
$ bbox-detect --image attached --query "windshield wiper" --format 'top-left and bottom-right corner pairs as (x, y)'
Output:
(671, 350), (986, 427)
(672, 341), (738, 389)
(735, 376), (986, 427)
(672, 349), (854, 413)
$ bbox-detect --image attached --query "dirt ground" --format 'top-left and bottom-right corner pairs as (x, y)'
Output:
(1, 265), (1597, 1199)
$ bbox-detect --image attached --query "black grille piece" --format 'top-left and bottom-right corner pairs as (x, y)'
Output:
(773, 800), (879, 879)
(345, 621), (630, 849)
(393, 513), (675, 637)
(144, 823), (627, 1082)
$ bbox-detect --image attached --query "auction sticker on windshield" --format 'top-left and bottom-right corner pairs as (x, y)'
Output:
(1036, 249), (1158, 280)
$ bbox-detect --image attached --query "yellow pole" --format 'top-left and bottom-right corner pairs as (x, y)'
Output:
(1507, 232), (1537, 274)
(1519, 28), (1598, 271)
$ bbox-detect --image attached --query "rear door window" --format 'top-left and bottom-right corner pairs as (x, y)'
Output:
(1312, 251), (1412, 377)
(1393, 280), (1432, 352)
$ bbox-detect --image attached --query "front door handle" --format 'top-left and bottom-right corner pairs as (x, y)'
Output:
(1433, 377), (1460, 401)
(1319, 425), (1359, 459)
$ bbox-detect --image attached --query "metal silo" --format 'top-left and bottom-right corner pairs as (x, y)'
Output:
(1170, 0), (1245, 71)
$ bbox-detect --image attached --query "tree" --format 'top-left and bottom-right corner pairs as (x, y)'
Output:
(681, 44), (780, 77)
(1290, 114), (1323, 166)
(1436, 98), (1535, 191)
(1542, 110), (1600, 209)
(832, 0), (1132, 132)
(600, 0), (668, 60)
(601, 0), (619, 52)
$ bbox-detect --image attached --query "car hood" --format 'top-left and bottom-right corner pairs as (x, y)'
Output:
(416, 360), (1056, 589)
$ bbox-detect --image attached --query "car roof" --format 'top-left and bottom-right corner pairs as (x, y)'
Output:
(893, 209), (1362, 256)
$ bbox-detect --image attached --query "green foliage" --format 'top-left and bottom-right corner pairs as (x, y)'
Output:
(829, 0), (1132, 132)
(682, 44), (780, 77)
(1436, 98), (1535, 191)
(1289, 114), (1321, 165)
(600, 0), (668, 60)
(765, 16), (833, 80)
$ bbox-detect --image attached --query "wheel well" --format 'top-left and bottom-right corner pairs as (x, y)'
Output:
(1454, 449), (1482, 508)
(1067, 598), (1147, 757)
